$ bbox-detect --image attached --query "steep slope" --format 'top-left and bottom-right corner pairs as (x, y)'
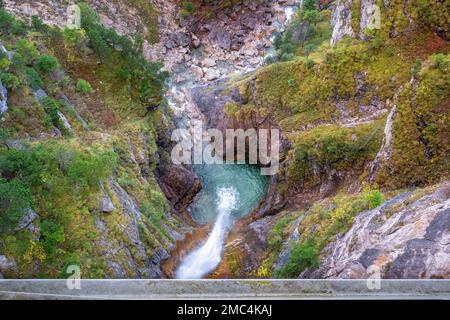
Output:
(0, 0), (448, 280)
(0, 3), (201, 278)
(198, 0), (449, 278)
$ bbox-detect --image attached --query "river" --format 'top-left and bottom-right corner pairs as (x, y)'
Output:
(168, 2), (301, 279)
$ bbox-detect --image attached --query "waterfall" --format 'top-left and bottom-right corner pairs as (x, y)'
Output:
(0, 78), (8, 116)
(175, 187), (239, 279)
(0, 43), (10, 116)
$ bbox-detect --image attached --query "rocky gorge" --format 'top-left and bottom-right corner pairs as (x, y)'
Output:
(0, 0), (449, 280)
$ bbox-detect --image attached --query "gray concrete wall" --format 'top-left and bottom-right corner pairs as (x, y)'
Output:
(0, 280), (449, 300)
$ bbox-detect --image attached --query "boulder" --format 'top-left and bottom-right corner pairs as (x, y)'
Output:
(100, 193), (116, 213)
(204, 69), (220, 81)
(0, 255), (17, 276)
(14, 208), (38, 232)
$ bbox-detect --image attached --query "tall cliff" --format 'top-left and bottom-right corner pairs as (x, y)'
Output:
(0, 0), (204, 279)
(0, 0), (448, 280)
(190, 0), (449, 279)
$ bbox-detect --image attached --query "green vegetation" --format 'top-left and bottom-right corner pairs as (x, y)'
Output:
(0, 72), (20, 89)
(0, 5), (179, 278)
(276, 240), (319, 278)
(285, 121), (384, 189)
(78, 3), (168, 105)
(0, 178), (32, 235)
(180, 1), (195, 18)
(75, 79), (93, 94)
(35, 55), (59, 74)
(262, 189), (386, 278)
(24, 67), (43, 89)
(15, 39), (39, 65)
(256, 212), (299, 278)
(0, 8), (26, 36)
(375, 53), (449, 189)
(0, 140), (118, 276)
(274, 0), (331, 61)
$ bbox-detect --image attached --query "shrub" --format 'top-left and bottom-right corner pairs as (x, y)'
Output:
(0, 52), (10, 69)
(276, 240), (319, 278)
(0, 178), (31, 235)
(180, 1), (194, 17)
(31, 15), (48, 33)
(0, 72), (19, 89)
(67, 147), (118, 192)
(412, 58), (423, 78)
(365, 190), (385, 209)
(305, 58), (315, 69)
(0, 148), (43, 185)
(430, 53), (447, 71)
(0, 9), (14, 34)
(25, 67), (43, 89)
(35, 55), (59, 74)
(15, 39), (39, 65)
(40, 218), (65, 258)
(75, 79), (93, 94)
(11, 19), (26, 36)
(40, 97), (72, 135)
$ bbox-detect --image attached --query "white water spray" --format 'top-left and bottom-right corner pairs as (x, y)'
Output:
(176, 187), (239, 279)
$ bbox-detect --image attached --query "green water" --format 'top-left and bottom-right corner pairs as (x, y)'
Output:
(189, 164), (269, 224)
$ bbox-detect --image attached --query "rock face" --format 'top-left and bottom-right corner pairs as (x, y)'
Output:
(0, 255), (17, 278)
(0, 43), (10, 116)
(330, 0), (355, 46)
(0, 78), (8, 116)
(273, 215), (303, 270)
(13, 209), (38, 232)
(156, 164), (202, 212)
(100, 185), (116, 213)
(302, 182), (450, 279)
(94, 179), (184, 278)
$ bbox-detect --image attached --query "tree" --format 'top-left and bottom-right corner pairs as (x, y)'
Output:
(0, 72), (20, 89)
(11, 19), (26, 36)
(36, 55), (59, 74)
(0, 9), (14, 34)
(15, 39), (39, 65)
(0, 178), (31, 235)
(25, 67), (43, 89)
(31, 15), (47, 33)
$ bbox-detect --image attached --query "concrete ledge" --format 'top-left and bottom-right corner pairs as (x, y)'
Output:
(0, 280), (449, 300)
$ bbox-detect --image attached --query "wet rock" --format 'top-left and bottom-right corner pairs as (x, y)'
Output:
(156, 164), (202, 212)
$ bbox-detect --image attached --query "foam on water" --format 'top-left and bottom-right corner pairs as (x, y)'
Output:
(175, 187), (238, 279)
